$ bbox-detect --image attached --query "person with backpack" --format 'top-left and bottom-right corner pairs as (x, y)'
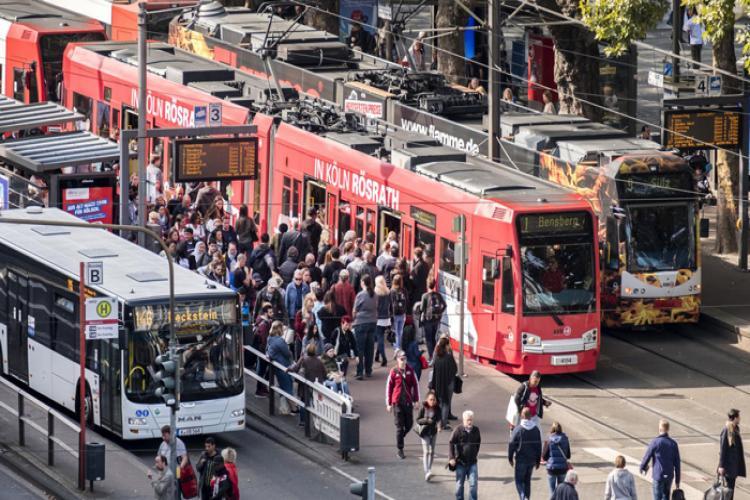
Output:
(542, 421), (572, 496)
(508, 407), (543, 500)
(390, 274), (408, 349)
(248, 233), (275, 286)
(420, 275), (446, 360)
(385, 349), (420, 459)
(718, 408), (746, 499)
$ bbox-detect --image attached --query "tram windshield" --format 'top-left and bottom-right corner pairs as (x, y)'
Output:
(125, 299), (243, 403)
(518, 213), (596, 315)
(625, 203), (695, 272)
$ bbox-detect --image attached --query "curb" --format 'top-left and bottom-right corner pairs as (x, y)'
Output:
(701, 311), (750, 340)
(0, 442), (82, 500)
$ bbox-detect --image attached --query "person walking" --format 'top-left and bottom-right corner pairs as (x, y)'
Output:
(147, 455), (176, 500)
(331, 315), (359, 377)
(385, 349), (420, 459)
(542, 421), (571, 497)
(374, 275), (392, 367)
(552, 470), (579, 500)
(266, 320), (295, 412)
(157, 424), (196, 497)
(508, 407), (543, 500)
(718, 408), (746, 499)
(449, 410), (481, 500)
(430, 336), (457, 430)
(235, 204), (257, 255)
(209, 457), (233, 499)
(416, 390), (443, 481)
(390, 274), (408, 348)
(221, 448), (240, 500)
(401, 318), (423, 380)
(514, 370), (551, 426)
(605, 455), (638, 500)
(353, 274), (378, 380)
(420, 275), (446, 360)
(196, 437), (223, 500)
(639, 419), (681, 500)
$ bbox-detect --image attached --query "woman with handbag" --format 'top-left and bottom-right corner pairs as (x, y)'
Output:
(430, 336), (458, 430)
(542, 421), (572, 497)
(718, 408), (746, 500)
(416, 390), (442, 482)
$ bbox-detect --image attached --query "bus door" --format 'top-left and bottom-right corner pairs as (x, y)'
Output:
(304, 178), (327, 217)
(99, 338), (122, 433)
(379, 208), (401, 251)
(338, 199), (352, 244)
(326, 192), (337, 245)
(475, 240), (504, 357)
(7, 270), (29, 383)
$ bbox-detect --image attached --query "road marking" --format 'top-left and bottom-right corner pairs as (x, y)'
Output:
(331, 465), (397, 500)
(584, 447), (704, 500)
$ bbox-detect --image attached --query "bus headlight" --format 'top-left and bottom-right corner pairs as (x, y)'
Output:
(582, 328), (598, 344)
(521, 332), (541, 346)
(128, 417), (148, 426)
(231, 408), (245, 418)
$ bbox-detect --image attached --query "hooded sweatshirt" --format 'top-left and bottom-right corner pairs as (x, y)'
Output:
(508, 418), (542, 467)
(604, 468), (638, 500)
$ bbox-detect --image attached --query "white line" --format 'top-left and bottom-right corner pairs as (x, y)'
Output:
(331, 465), (397, 500)
(584, 447), (704, 500)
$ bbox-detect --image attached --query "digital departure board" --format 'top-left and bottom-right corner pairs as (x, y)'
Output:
(664, 109), (741, 150)
(518, 212), (590, 236)
(173, 137), (257, 182)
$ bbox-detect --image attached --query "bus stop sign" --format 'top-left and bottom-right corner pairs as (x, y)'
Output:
(85, 261), (104, 285)
(85, 297), (118, 340)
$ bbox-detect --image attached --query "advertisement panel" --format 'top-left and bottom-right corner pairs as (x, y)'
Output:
(339, 0), (377, 40)
(62, 186), (114, 224)
(392, 103), (487, 157)
(0, 175), (8, 210)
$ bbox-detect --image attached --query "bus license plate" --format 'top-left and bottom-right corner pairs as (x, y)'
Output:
(551, 355), (578, 366)
(178, 426), (202, 436)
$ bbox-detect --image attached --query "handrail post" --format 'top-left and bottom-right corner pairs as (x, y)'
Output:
(17, 393), (24, 447)
(303, 384), (311, 438)
(268, 365), (276, 416)
(47, 412), (55, 466)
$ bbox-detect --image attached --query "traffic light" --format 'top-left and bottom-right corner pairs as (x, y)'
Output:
(349, 479), (367, 499)
(153, 352), (177, 408)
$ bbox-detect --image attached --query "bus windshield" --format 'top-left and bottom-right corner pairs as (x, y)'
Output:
(518, 212), (596, 315)
(625, 203), (695, 272)
(126, 300), (243, 404)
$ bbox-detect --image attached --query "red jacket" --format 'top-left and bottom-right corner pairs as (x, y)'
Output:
(332, 282), (356, 317)
(385, 365), (420, 407)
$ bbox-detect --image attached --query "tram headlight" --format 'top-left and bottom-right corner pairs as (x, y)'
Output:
(128, 417), (148, 426)
(582, 328), (598, 344)
(231, 408), (245, 418)
(521, 332), (541, 346)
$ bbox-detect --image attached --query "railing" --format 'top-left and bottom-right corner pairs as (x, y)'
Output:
(0, 374), (81, 473)
(243, 345), (356, 458)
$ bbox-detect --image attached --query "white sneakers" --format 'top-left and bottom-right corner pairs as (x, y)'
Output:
(425, 471), (432, 482)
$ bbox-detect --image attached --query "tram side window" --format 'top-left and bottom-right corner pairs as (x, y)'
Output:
(72, 92), (93, 132)
(28, 279), (51, 346)
(501, 257), (515, 313)
(481, 256), (496, 306)
(282, 177), (291, 217)
(292, 180), (302, 219)
(440, 238), (460, 276)
(51, 294), (77, 359)
(415, 226), (436, 261)
(96, 101), (111, 138)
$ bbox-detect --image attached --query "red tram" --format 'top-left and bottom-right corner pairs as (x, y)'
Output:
(0, 0), (106, 103)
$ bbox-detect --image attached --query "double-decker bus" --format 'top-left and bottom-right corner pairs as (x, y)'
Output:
(0, 207), (245, 439)
(500, 115), (700, 327)
(254, 116), (601, 374)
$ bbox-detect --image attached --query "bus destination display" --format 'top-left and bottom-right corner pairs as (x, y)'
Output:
(174, 137), (257, 182)
(664, 110), (741, 150)
(519, 212), (590, 235)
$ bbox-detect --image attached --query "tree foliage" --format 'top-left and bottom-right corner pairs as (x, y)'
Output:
(579, 0), (668, 56)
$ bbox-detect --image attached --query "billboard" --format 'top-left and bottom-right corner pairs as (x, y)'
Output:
(62, 186), (114, 224)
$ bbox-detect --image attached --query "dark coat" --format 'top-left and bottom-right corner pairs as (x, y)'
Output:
(508, 421), (543, 467)
(279, 230), (312, 263)
(719, 425), (747, 479)
(552, 482), (579, 500)
(288, 354), (327, 384)
(430, 351), (457, 404)
(514, 381), (547, 419)
(449, 425), (481, 465)
(417, 404), (443, 437)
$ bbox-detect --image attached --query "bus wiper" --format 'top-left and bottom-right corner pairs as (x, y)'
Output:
(550, 312), (564, 326)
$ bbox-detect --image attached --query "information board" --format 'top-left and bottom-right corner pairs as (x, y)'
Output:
(173, 137), (257, 182)
(518, 212), (590, 236)
(664, 109), (741, 150)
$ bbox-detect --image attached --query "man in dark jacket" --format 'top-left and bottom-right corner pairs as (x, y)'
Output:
(640, 419), (681, 500)
(508, 407), (542, 500)
(301, 207), (322, 258)
(253, 278), (287, 324)
(279, 219), (312, 264)
(719, 408), (746, 499)
(553, 470), (579, 500)
(249, 233), (275, 286)
(409, 247), (429, 306)
(279, 247), (300, 287)
(196, 437), (222, 500)
(513, 370), (551, 425)
(449, 410), (481, 500)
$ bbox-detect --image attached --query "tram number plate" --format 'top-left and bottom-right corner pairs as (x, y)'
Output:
(177, 426), (203, 436)
(551, 354), (578, 366)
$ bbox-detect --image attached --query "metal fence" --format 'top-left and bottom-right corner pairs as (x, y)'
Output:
(0, 374), (81, 481)
(243, 345), (356, 458)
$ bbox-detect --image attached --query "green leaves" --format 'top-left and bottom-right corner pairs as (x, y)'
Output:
(579, 0), (668, 55)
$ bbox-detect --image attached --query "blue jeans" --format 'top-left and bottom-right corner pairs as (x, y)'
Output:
(455, 462), (478, 500)
(354, 323), (375, 376)
(547, 471), (566, 498)
(392, 314), (405, 348)
(375, 325), (388, 362)
(423, 320), (440, 360)
(652, 478), (673, 500)
(324, 379), (350, 396)
(514, 462), (534, 499)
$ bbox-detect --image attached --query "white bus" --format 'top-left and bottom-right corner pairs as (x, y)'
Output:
(0, 208), (245, 439)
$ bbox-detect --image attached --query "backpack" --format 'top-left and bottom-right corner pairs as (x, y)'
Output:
(250, 247), (272, 281)
(392, 290), (407, 316)
(422, 292), (445, 322)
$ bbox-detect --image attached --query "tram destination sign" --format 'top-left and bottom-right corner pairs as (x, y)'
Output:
(663, 109), (741, 150)
(519, 212), (590, 236)
(173, 137), (258, 182)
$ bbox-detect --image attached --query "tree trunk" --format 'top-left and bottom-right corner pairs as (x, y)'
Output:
(713, 29), (740, 254)
(436, 0), (468, 82)
(306, 0), (340, 36)
(542, 0), (602, 119)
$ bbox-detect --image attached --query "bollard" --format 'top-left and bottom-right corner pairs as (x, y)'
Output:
(17, 393), (24, 447)
(367, 467), (375, 500)
(47, 412), (55, 466)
